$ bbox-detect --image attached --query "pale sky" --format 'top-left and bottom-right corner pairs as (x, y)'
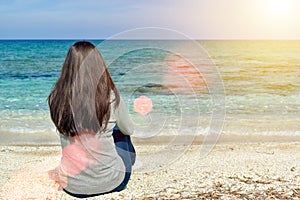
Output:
(1, 0), (300, 39)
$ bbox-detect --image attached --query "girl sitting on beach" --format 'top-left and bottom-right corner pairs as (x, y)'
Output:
(48, 41), (136, 198)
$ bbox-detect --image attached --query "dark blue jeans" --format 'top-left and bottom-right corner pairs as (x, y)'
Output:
(63, 126), (136, 198)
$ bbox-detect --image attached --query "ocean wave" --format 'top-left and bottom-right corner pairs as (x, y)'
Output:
(0, 73), (56, 80)
(2, 127), (56, 134)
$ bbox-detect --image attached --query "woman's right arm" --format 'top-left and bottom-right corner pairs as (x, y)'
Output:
(115, 98), (134, 135)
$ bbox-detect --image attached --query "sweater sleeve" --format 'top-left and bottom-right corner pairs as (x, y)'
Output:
(115, 98), (134, 135)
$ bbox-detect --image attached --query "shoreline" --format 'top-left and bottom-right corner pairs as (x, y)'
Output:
(1, 133), (300, 146)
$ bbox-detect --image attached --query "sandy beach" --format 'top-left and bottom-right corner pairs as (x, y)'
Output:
(1, 136), (300, 200)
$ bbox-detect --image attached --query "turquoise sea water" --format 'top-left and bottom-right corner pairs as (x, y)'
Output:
(0, 40), (299, 143)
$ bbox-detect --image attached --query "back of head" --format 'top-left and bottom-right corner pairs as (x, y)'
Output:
(48, 41), (120, 137)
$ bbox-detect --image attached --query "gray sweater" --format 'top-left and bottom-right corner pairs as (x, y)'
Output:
(59, 97), (134, 194)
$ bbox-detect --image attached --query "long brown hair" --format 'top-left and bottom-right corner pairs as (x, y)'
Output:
(48, 41), (120, 137)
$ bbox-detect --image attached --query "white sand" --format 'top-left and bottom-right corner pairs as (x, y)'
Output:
(1, 140), (300, 199)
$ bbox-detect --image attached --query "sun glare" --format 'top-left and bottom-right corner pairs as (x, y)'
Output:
(266, 0), (291, 17)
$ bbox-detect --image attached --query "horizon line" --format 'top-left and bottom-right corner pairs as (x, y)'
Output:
(1, 38), (300, 41)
